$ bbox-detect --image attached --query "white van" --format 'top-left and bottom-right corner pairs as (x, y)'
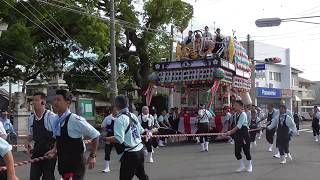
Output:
(299, 106), (314, 121)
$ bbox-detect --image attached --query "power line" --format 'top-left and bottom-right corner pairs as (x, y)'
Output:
(37, 0), (172, 36)
(3, 0), (107, 83)
(27, 1), (110, 77)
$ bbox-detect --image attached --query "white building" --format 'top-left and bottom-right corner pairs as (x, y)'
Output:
(242, 41), (292, 111)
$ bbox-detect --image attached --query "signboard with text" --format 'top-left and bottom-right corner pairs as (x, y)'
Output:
(256, 87), (281, 98)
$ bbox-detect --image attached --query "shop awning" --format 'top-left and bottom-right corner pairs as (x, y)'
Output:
(293, 95), (301, 102)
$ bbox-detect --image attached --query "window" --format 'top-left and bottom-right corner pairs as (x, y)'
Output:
(269, 72), (281, 82)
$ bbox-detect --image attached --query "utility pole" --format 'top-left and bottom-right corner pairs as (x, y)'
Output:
(168, 25), (174, 109)
(247, 34), (256, 105)
(110, 0), (118, 100)
(8, 80), (12, 111)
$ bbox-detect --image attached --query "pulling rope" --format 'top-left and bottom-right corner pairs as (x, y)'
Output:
(0, 156), (50, 172)
(1, 127), (265, 171)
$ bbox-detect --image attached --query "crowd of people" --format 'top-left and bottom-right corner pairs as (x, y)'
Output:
(0, 89), (320, 180)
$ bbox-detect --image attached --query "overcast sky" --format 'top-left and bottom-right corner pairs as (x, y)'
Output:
(183, 0), (320, 81)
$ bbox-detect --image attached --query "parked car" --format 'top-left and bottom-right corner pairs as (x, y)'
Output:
(299, 106), (314, 121)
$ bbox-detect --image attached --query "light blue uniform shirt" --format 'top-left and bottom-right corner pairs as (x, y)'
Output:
(157, 114), (169, 124)
(55, 113), (100, 151)
(28, 110), (56, 136)
(0, 137), (12, 157)
(235, 112), (248, 129)
(114, 109), (145, 158)
(267, 113), (297, 134)
(0, 118), (15, 135)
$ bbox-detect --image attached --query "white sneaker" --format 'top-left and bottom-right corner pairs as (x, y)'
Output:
(205, 142), (209, 152)
(102, 161), (110, 173)
(286, 153), (293, 161)
(273, 152), (281, 159)
(236, 160), (246, 172)
(229, 139), (234, 145)
(268, 144), (273, 152)
(280, 156), (287, 164)
(315, 136), (319, 142)
(146, 153), (154, 163)
(247, 160), (253, 173)
(158, 140), (166, 147)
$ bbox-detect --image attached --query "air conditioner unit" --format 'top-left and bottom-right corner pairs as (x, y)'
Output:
(269, 83), (274, 88)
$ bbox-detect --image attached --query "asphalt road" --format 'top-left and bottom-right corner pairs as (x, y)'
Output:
(13, 124), (320, 180)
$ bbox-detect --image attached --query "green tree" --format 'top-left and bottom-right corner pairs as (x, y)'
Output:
(98, 0), (193, 91)
(0, 0), (110, 89)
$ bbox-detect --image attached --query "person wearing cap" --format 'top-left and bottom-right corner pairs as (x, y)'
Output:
(0, 111), (16, 149)
(227, 100), (253, 173)
(197, 105), (213, 152)
(203, 26), (213, 39)
(25, 92), (57, 180)
(0, 137), (19, 180)
(267, 105), (297, 164)
(312, 106), (320, 142)
(46, 89), (100, 180)
(0, 111), (15, 140)
(105, 96), (149, 180)
(101, 106), (118, 173)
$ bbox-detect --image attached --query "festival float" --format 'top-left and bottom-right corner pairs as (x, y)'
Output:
(145, 30), (252, 135)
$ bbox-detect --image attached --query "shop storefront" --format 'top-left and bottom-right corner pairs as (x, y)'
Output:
(256, 87), (282, 110)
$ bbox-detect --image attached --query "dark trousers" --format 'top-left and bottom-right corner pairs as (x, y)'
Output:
(0, 171), (6, 180)
(266, 128), (276, 144)
(295, 122), (300, 131)
(30, 159), (56, 180)
(312, 124), (319, 136)
(198, 123), (209, 143)
(278, 140), (289, 156)
(143, 139), (152, 152)
(120, 150), (149, 180)
(250, 132), (257, 142)
(234, 139), (251, 160)
(104, 144), (114, 161)
(59, 158), (86, 180)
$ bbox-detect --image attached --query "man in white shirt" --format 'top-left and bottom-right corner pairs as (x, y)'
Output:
(101, 106), (118, 173)
(197, 105), (213, 152)
(25, 92), (57, 180)
(203, 26), (213, 39)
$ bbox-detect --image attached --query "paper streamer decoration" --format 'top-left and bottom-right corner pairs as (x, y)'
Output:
(144, 84), (156, 106)
(207, 80), (220, 109)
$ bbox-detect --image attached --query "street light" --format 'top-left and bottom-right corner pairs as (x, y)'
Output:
(256, 15), (320, 27)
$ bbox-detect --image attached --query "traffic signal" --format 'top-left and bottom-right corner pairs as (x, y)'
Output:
(264, 57), (281, 63)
